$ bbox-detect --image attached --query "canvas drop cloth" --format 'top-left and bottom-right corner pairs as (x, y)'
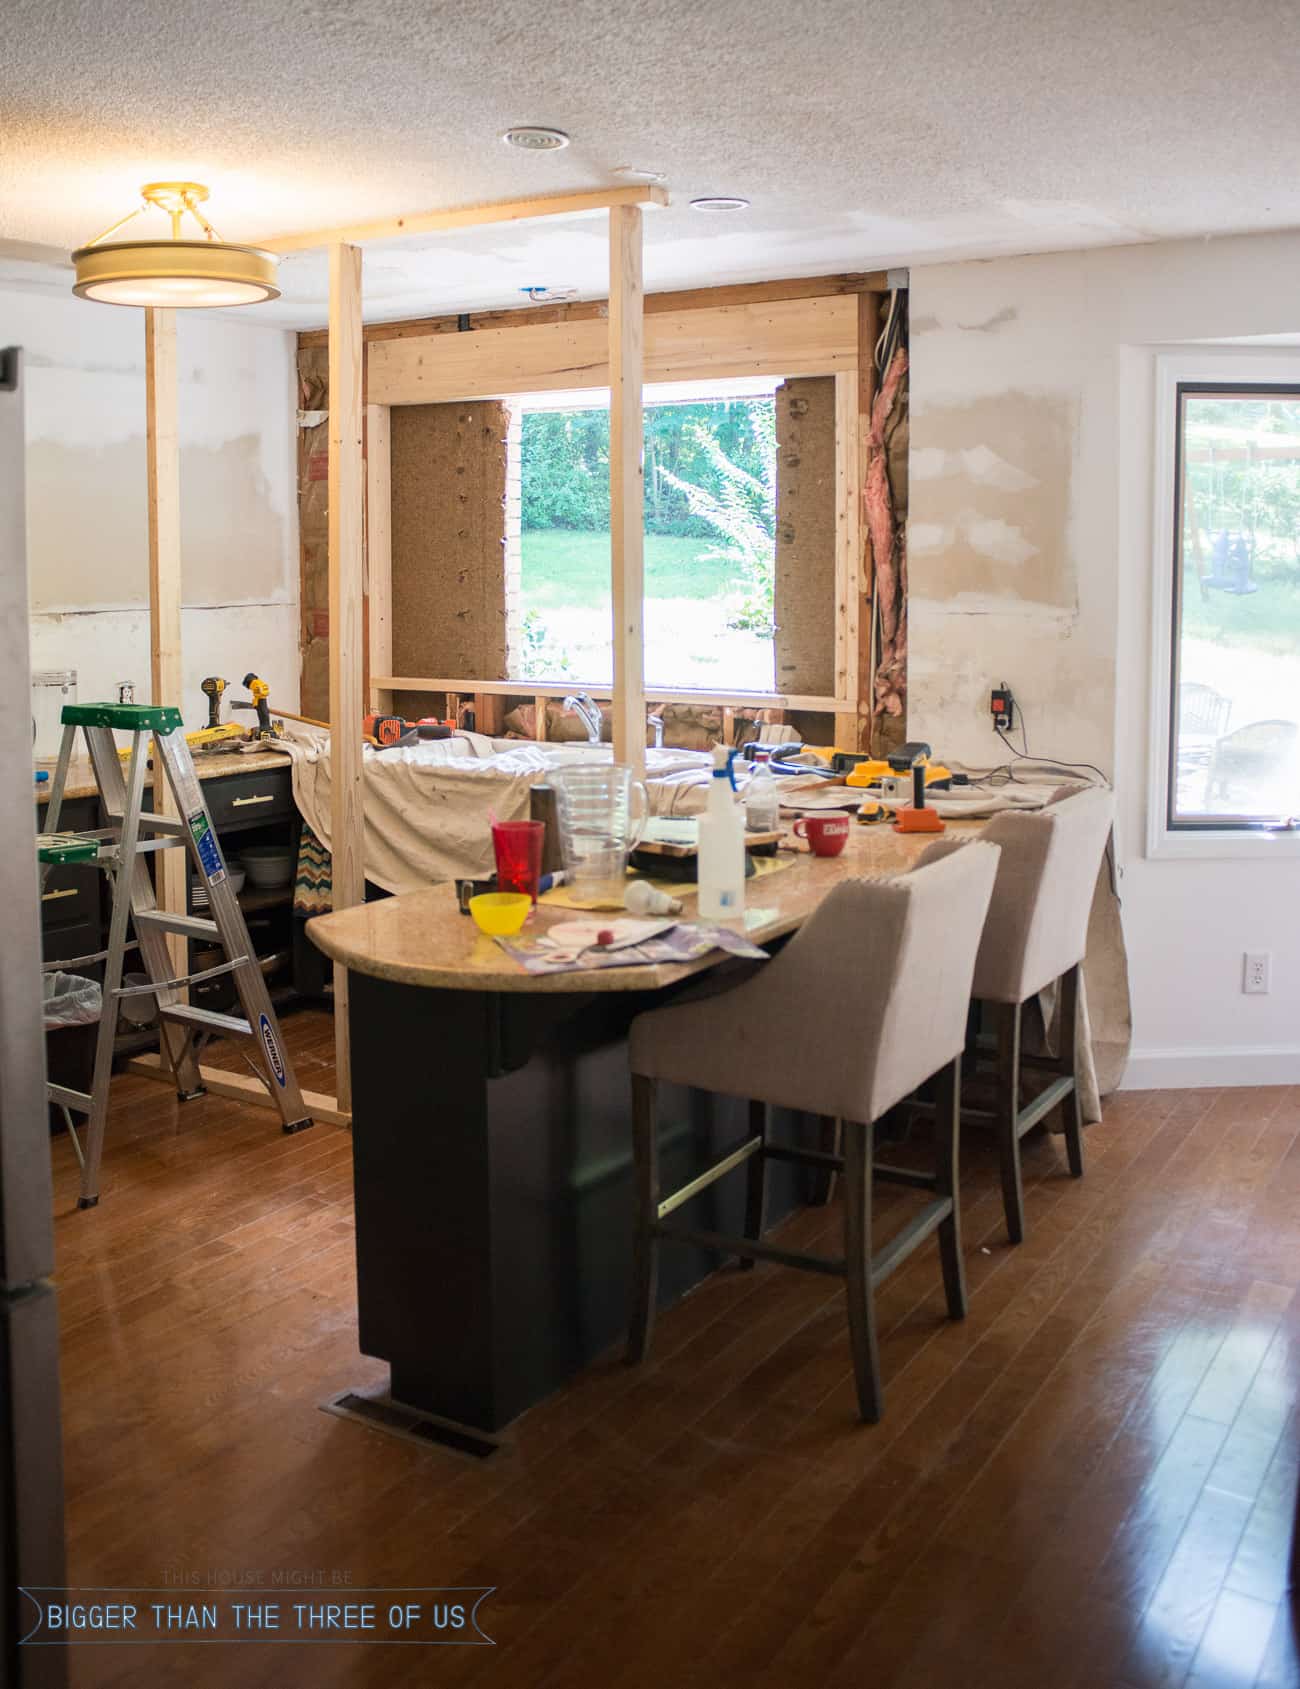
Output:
(279, 729), (1130, 1106)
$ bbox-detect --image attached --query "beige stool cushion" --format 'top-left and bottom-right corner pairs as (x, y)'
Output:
(629, 840), (1001, 1125)
(962, 786), (1115, 1005)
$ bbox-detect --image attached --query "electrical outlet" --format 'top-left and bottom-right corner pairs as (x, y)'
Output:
(1243, 951), (1271, 995)
(990, 683), (1015, 733)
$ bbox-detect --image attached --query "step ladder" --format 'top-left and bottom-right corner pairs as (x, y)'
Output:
(38, 702), (313, 1208)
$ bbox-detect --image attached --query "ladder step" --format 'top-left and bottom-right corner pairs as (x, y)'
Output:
(135, 815), (188, 837)
(160, 1004), (252, 1037)
(135, 910), (219, 940)
(48, 1082), (92, 1114)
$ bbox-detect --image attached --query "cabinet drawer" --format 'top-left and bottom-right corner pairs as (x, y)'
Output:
(37, 796), (102, 935)
(204, 769), (294, 834)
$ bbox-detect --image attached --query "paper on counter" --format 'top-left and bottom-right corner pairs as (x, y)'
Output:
(496, 921), (770, 977)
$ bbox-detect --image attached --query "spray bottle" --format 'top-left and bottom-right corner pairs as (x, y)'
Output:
(698, 745), (746, 920)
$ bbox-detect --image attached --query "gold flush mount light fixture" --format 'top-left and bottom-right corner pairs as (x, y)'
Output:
(72, 182), (279, 308)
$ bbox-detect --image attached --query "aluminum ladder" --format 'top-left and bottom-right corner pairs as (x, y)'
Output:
(38, 702), (312, 1207)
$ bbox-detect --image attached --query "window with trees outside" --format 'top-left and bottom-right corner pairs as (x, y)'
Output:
(1169, 383), (1300, 829)
(508, 378), (778, 691)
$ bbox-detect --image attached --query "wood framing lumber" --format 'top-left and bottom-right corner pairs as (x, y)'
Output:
(328, 243), (365, 1111)
(144, 307), (186, 975)
(127, 1055), (351, 1128)
(366, 295), (857, 405)
(296, 271), (891, 349)
(365, 403), (392, 713)
(265, 184), (667, 255)
(374, 677), (847, 712)
(608, 204), (646, 779)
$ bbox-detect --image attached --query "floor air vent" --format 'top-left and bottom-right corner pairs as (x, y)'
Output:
(323, 1389), (503, 1461)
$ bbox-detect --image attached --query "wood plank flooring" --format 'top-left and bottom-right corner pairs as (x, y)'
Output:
(50, 1011), (1300, 1688)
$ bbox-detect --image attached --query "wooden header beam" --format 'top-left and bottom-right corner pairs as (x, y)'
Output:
(264, 183), (668, 256)
(296, 272), (891, 349)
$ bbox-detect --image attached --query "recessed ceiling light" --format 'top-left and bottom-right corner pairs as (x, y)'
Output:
(611, 165), (668, 184)
(502, 126), (570, 152)
(689, 196), (750, 212)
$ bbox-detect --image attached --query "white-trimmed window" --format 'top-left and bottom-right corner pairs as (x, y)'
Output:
(1150, 351), (1300, 857)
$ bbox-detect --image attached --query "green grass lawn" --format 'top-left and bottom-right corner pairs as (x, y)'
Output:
(1181, 563), (1300, 657)
(521, 528), (734, 607)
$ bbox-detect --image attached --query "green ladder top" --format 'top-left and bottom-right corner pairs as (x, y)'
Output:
(61, 702), (184, 733)
(37, 831), (101, 865)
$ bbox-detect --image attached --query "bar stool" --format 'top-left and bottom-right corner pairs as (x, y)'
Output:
(950, 786), (1116, 1244)
(625, 841), (1001, 1423)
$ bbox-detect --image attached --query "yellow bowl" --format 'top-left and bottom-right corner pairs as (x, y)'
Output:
(468, 892), (532, 936)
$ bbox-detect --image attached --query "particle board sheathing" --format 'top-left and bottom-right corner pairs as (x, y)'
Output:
(389, 402), (509, 721)
(774, 377), (837, 698)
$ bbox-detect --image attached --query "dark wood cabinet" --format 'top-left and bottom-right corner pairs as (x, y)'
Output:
(37, 763), (303, 1082)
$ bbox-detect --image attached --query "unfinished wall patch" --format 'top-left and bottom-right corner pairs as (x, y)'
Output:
(908, 391), (1075, 607)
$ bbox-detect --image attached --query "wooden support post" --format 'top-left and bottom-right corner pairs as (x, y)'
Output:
(144, 308), (186, 975)
(365, 403), (392, 714)
(534, 696), (548, 741)
(859, 292), (882, 754)
(328, 243), (365, 1110)
(833, 368), (862, 751)
(609, 204), (646, 779)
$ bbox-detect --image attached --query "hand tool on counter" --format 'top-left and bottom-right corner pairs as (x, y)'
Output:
(889, 742), (946, 834)
(232, 672), (280, 740)
(200, 675), (228, 729)
(363, 711), (411, 748)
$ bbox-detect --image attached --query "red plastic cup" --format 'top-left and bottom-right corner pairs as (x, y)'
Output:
(492, 819), (545, 904)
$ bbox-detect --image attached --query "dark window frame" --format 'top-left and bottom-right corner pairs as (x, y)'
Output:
(1167, 380), (1300, 832)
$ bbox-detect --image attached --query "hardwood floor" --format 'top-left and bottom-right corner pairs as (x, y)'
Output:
(51, 1011), (1300, 1688)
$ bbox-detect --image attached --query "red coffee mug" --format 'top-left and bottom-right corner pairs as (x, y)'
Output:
(793, 815), (850, 857)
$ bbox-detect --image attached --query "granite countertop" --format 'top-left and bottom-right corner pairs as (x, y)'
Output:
(306, 820), (987, 995)
(35, 746), (293, 805)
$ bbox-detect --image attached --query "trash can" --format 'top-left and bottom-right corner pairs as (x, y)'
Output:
(43, 971), (102, 1135)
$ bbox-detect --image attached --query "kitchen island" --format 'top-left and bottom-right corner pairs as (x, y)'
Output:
(309, 823), (977, 1436)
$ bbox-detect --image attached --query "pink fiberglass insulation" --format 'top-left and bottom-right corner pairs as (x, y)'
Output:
(866, 345), (908, 732)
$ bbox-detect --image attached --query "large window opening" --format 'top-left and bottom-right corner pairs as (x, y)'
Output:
(1169, 383), (1300, 828)
(506, 377), (778, 691)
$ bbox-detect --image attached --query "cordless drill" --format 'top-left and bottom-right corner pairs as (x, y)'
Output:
(237, 673), (277, 740)
(200, 676), (228, 730)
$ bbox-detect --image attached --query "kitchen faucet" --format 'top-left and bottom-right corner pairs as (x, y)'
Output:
(563, 693), (603, 745)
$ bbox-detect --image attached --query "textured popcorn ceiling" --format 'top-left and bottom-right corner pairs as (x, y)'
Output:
(3, 0), (1299, 327)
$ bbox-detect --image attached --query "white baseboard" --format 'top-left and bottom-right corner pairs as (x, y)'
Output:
(1120, 1045), (1300, 1090)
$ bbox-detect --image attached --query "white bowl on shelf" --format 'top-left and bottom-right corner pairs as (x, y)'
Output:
(238, 846), (295, 889)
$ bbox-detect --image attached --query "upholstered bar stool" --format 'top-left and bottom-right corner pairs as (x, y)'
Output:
(956, 786), (1116, 1244)
(625, 842), (1001, 1423)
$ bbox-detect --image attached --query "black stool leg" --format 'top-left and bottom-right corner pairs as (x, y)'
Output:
(812, 1115), (842, 1205)
(996, 1000), (1026, 1244)
(843, 1119), (882, 1423)
(627, 1074), (660, 1364)
(1059, 964), (1085, 1179)
(740, 1099), (768, 1270)
(934, 1054), (967, 1318)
